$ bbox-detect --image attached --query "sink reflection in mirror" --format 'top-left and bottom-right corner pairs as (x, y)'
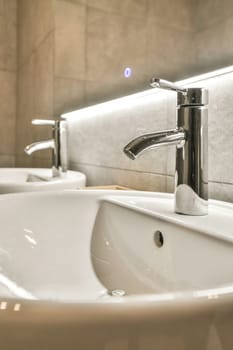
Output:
(0, 168), (86, 194)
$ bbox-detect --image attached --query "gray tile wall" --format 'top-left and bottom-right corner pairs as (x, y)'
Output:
(67, 71), (233, 204)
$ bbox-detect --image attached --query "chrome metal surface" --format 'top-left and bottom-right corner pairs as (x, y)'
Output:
(24, 119), (67, 177)
(124, 78), (209, 216)
(32, 119), (56, 127)
(124, 129), (186, 160)
(24, 140), (54, 155)
(177, 88), (209, 106)
(150, 78), (187, 94)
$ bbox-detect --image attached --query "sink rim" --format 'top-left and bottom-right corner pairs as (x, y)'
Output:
(0, 168), (86, 184)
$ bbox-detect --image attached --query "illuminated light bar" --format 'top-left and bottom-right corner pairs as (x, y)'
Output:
(62, 65), (233, 120)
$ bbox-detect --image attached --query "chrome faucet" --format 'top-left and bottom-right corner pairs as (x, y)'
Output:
(124, 78), (209, 216)
(24, 119), (68, 177)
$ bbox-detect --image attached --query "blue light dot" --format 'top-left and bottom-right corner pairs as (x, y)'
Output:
(124, 67), (132, 78)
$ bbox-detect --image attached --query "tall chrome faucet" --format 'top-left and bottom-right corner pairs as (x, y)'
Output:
(24, 119), (68, 177)
(124, 78), (209, 216)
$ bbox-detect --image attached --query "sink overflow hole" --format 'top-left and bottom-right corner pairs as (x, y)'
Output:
(154, 230), (164, 247)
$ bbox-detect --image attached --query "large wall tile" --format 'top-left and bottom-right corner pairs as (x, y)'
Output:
(194, 0), (233, 30)
(86, 8), (148, 99)
(148, 0), (193, 31)
(18, 0), (54, 67)
(88, 0), (148, 18)
(0, 155), (15, 167)
(195, 19), (233, 75)
(0, 0), (17, 71)
(54, 77), (85, 117)
(67, 90), (169, 175)
(71, 161), (167, 192)
(55, 0), (86, 79)
(146, 18), (195, 82)
(209, 182), (233, 203)
(200, 73), (233, 184)
(0, 71), (16, 156)
(16, 34), (54, 166)
(65, 0), (86, 4)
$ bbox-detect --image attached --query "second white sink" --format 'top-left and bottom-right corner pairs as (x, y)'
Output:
(0, 168), (86, 194)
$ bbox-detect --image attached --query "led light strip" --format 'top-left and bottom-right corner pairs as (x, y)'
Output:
(62, 65), (233, 120)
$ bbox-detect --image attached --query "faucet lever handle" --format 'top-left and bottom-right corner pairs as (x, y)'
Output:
(150, 78), (187, 94)
(32, 119), (56, 127)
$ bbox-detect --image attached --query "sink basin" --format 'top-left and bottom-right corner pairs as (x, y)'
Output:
(0, 190), (233, 350)
(0, 168), (86, 193)
(91, 196), (233, 295)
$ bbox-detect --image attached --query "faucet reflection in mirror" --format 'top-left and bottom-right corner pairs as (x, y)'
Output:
(124, 78), (208, 216)
(24, 119), (68, 177)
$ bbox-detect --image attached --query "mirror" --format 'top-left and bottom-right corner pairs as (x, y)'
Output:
(52, 0), (233, 108)
(7, 0), (233, 170)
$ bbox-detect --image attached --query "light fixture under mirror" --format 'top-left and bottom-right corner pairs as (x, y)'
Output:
(62, 64), (233, 120)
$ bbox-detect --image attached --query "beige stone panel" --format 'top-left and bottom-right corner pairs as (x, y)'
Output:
(16, 60), (34, 146)
(195, 19), (233, 75)
(0, 0), (17, 71)
(63, 0), (86, 4)
(33, 34), (54, 120)
(55, 0), (86, 79)
(32, 155), (53, 169)
(15, 154), (34, 168)
(87, 0), (148, 18)
(54, 77), (85, 117)
(0, 1), (3, 15)
(85, 76), (149, 106)
(16, 56), (34, 166)
(16, 34), (54, 167)
(194, 0), (233, 30)
(146, 18), (195, 82)
(86, 8), (148, 84)
(148, 0), (193, 31)
(32, 34), (54, 163)
(166, 175), (174, 194)
(15, 153), (52, 169)
(71, 162), (167, 192)
(0, 155), (15, 167)
(18, 0), (54, 67)
(0, 70), (16, 155)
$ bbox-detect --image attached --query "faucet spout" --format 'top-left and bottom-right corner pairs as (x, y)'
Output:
(124, 129), (186, 160)
(24, 140), (55, 155)
(24, 119), (68, 177)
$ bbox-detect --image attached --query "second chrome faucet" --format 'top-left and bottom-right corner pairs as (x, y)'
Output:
(124, 78), (209, 216)
(24, 119), (68, 177)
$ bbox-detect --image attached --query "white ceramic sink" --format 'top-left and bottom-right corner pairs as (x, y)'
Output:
(92, 196), (233, 295)
(0, 168), (86, 193)
(0, 190), (233, 350)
